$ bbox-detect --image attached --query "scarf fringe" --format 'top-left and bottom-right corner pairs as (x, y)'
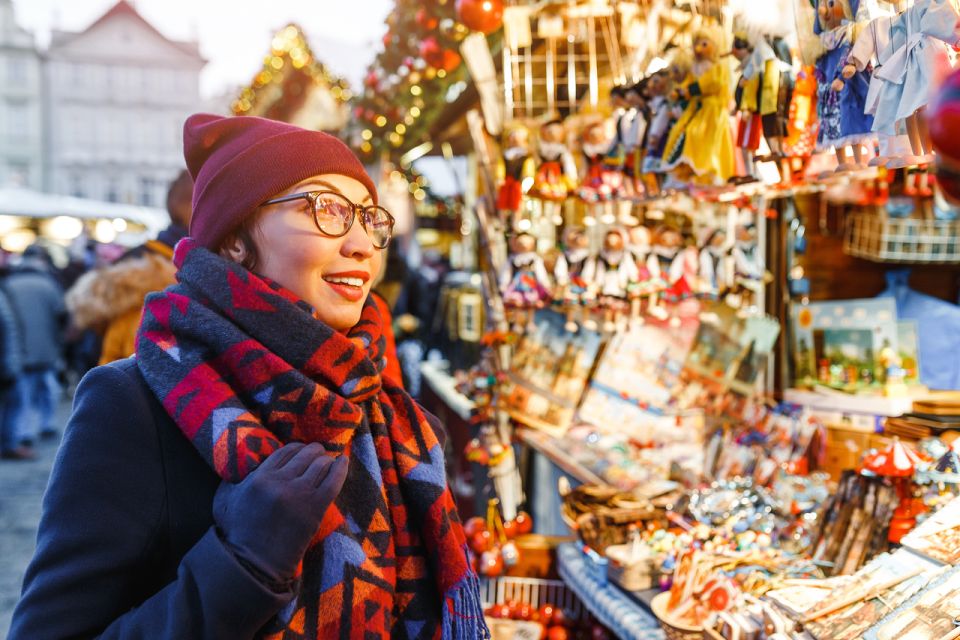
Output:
(442, 550), (490, 639)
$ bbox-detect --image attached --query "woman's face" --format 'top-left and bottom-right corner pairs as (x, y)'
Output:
(250, 173), (382, 332)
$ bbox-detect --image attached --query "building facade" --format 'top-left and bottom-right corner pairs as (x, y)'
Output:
(44, 1), (204, 207)
(0, 0), (43, 190)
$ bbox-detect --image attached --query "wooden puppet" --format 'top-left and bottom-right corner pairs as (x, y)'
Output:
(553, 226), (595, 332)
(531, 119), (578, 226)
(496, 125), (536, 231)
(499, 231), (552, 332)
(813, 0), (876, 171)
(582, 227), (638, 332)
(662, 24), (736, 184)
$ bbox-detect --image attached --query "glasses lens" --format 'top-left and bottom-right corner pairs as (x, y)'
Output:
(313, 193), (353, 236)
(364, 207), (394, 248)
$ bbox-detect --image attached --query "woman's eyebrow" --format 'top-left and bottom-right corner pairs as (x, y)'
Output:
(305, 180), (373, 204)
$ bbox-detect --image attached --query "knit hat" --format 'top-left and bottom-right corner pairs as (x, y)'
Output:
(183, 113), (378, 250)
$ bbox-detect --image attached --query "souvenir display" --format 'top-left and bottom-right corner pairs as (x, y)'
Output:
(356, 2), (960, 638)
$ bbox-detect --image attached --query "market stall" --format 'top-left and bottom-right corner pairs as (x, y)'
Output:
(355, 0), (960, 637)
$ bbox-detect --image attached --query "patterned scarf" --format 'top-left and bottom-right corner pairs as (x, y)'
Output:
(135, 239), (487, 640)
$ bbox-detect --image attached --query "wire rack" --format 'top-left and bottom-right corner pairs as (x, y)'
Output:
(480, 576), (587, 621)
(844, 211), (960, 263)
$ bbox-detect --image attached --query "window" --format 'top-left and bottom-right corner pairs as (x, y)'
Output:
(6, 101), (29, 142)
(106, 179), (119, 203)
(6, 162), (29, 187)
(139, 176), (154, 206)
(7, 56), (28, 87)
(70, 173), (85, 198)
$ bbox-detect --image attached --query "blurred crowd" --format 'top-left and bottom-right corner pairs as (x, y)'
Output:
(0, 170), (193, 460)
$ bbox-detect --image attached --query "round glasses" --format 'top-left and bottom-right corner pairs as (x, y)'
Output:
(260, 190), (395, 249)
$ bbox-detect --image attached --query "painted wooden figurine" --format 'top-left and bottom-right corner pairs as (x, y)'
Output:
(553, 226), (595, 332)
(496, 126), (536, 231)
(531, 119), (578, 226)
(662, 24), (736, 184)
(500, 231), (552, 332)
(582, 227), (638, 332)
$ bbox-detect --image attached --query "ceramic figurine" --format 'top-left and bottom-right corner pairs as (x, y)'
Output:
(662, 24), (736, 184)
(553, 226), (595, 332)
(500, 231), (552, 332)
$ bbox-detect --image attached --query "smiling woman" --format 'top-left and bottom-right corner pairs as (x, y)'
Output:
(9, 114), (488, 640)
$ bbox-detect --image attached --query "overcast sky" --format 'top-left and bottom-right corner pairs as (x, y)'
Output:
(9, 0), (393, 98)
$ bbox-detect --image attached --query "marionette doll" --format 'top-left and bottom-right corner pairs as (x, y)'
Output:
(699, 229), (732, 298)
(496, 126), (536, 231)
(641, 69), (674, 194)
(620, 80), (649, 207)
(582, 227), (638, 332)
(646, 226), (684, 321)
(553, 227), (595, 332)
(868, 0), (960, 169)
(625, 224), (659, 327)
(813, 0), (876, 171)
(577, 120), (619, 226)
(762, 35), (797, 181)
(600, 86), (632, 223)
(531, 119), (578, 226)
(500, 231), (552, 332)
(662, 24), (736, 184)
(731, 222), (765, 315)
(732, 32), (763, 182)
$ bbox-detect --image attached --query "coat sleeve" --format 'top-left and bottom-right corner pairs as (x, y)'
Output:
(9, 364), (294, 640)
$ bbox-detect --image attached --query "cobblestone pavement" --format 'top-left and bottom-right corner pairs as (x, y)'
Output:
(0, 398), (71, 638)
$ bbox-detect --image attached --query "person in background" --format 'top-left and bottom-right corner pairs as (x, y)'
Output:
(1, 245), (67, 450)
(65, 170), (193, 365)
(0, 283), (24, 459)
(10, 114), (483, 639)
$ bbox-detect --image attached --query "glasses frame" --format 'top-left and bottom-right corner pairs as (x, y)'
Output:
(260, 190), (395, 249)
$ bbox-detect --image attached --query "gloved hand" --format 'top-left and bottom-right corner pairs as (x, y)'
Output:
(213, 442), (348, 585)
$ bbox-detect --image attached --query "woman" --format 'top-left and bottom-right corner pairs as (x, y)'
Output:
(10, 114), (488, 639)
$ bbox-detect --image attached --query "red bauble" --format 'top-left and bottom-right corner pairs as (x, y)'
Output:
(547, 626), (570, 640)
(470, 529), (493, 553)
(464, 516), (487, 538)
(551, 608), (572, 628)
(419, 37), (459, 72)
(416, 7), (439, 30)
(539, 604), (556, 624)
(516, 603), (534, 621)
(514, 511), (533, 535)
(502, 519), (519, 539)
(490, 603), (512, 619)
(479, 549), (504, 576)
(364, 71), (379, 89)
(456, 0), (504, 34)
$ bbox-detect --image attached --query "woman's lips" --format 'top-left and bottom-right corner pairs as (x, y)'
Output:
(324, 280), (365, 302)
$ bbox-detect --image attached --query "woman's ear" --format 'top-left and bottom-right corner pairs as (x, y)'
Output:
(220, 234), (248, 264)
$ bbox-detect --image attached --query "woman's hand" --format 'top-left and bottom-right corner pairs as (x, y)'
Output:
(831, 78), (845, 92)
(841, 64), (856, 80)
(213, 442), (348, 584)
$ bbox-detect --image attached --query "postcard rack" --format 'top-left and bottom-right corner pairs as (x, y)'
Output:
(844, 211), (960, 263)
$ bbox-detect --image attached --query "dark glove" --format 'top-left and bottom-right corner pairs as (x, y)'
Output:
(213, 442), (348, 585)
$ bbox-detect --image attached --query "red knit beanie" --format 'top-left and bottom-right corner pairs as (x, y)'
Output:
(183, 113), (378, 250)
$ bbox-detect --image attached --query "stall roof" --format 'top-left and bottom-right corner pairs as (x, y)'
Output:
(0, 188), (168, 234)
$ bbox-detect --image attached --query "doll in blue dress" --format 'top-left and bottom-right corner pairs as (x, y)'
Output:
(814, 0), (876, 171)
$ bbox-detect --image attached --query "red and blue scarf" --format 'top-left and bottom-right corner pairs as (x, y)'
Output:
(136, 238), (487, 639)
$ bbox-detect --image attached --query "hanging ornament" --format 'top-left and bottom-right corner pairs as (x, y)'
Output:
(456, 0), (504, 34)
(419, 37), (461, 72)
(363, 70), (380, 89)
(416, 7), (439, 30)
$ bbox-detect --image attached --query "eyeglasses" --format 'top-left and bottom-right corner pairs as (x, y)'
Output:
(260, 190), (395, 249)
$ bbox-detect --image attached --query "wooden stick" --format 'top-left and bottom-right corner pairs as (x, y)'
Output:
(802, 568), (924, 622)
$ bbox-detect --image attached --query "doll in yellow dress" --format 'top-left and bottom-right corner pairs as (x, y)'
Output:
(662, 25), (736, 184)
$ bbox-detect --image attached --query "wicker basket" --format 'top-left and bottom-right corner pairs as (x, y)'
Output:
(844, 211), (960, 263)
(650, 592), (703, 640)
